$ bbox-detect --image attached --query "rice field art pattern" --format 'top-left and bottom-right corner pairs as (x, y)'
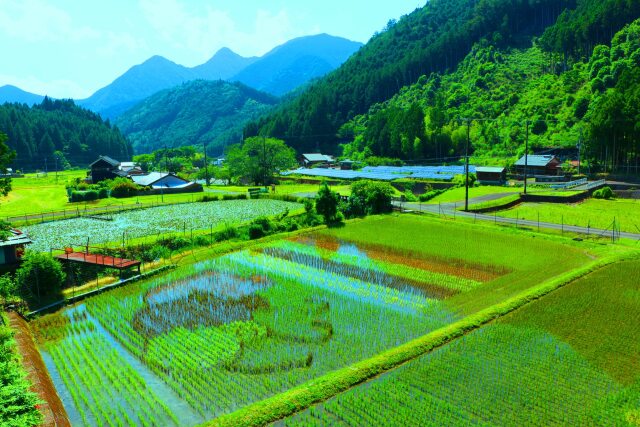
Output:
(33, 236), (501, 426)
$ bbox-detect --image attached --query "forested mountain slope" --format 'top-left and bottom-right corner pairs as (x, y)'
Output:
(0, 97), (132, 170)
(250, 0), (640, 164)
(116, 80), (278, 154)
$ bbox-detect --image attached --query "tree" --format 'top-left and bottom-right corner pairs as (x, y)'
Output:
(0, 132), (16, 197)
(16, 252), (65, 302)
(315, 182), (341, 225)
(0, 274), (17, 302)
(344, 180), (394, 217)
(226, 137), (296, 185)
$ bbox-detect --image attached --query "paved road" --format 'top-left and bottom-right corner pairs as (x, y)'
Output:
(396, 199), (640, 241)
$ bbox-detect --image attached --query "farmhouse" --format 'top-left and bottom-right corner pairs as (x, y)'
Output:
(514, 154), (562, 176)
(301, 153), (335, 168)
(89, 155), (124, 183)
(131, 172), (202, 193)
(0, 229), (31, 266)
(476, 166), (506, 184)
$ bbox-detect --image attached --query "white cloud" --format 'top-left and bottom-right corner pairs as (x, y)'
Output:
(138, 0), (306, 62)
(0, 73), (91, 99)
(0, 0), (99, 42)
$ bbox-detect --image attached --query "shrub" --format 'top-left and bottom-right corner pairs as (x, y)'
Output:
(16, 252), (65, 301)
(98, 188), (110, 198)
(0, 274), (17, 301)
(222, 193), (247, 201)
(419, 189), (447, 202)
(345, 180), (394, 217)
(200, 194), (220, 202)
(593, 186), (615, 200)
(248, 224), (266, 240)
(215, 224), (239, 242)
(110, 178), (139, 198)
(83, 190), (99, 201)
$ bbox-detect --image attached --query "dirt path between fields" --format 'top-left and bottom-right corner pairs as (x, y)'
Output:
(7, 311), (71, 427)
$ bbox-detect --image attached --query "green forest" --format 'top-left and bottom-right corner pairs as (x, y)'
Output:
(248, 0), (640, 173)
(116, 80), (279, 156)
(0, 98), (132, 171)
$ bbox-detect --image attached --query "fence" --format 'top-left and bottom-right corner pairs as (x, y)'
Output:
(550, 178), (587, 190)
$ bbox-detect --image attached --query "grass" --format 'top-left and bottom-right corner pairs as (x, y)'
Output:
(424, 185), (521, 204)
(494, 198), (640, 233)
(205, 252), (633, 427)
(466, 194), (521, 211)
(0, 172), (351, 219)
(503, 259), (640, 385)
(283, 258), (640, 427)
(320, 215), (594, 314)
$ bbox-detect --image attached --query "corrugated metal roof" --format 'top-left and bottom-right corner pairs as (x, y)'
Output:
(131, 172), (169, 186)
(514, 155), (558, 167)
(303, 153), (332, 162)
(476, 167), (505, 173)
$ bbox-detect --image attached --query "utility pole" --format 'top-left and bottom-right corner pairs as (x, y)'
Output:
(44, 157), (48, 175)
(524, 120), (529, 195)
(203, 142), (209, 186)
(464, 119), (471, 212)
(164, 145), (169, 173)
(262, 135), (267, 186)
(54, 155), (58, 183)
(577, 128), (582, 176)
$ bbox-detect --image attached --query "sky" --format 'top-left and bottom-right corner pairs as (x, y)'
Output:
(0, 0), (424, 99)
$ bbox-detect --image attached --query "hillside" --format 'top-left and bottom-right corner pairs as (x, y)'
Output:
(0, 97), (132, 170)
(340, 8), (640, 169)
(0, 85), (46, 106)
(116, 80), (278, 154)
(232, 34), (363, 96)
(250, 0), (640, 159)
(79, 34), (360, 120)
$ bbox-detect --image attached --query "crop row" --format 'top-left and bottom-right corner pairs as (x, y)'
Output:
(285, 324), (625, 426)
(24, 199), (300, 251)
(79, 247), (456, 419)
(47, 316), (178, 427)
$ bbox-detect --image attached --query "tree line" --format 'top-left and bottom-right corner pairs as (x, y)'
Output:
(0, 97), (132, 171)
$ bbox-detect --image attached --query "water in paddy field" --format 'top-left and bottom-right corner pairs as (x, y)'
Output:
(48, 304), (204, 427)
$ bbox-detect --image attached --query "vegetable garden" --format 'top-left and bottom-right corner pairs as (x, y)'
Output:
(23, 199), (301, 251)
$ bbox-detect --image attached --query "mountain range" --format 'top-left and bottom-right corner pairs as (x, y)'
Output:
(0, 34), (362, 121)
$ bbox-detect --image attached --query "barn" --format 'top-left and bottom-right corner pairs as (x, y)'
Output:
(476, 167), (506, 185)
(514, 155), (562, 176)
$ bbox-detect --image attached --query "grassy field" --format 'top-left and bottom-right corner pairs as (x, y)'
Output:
(425, 185), (521, 204)
(283, 259), (640, 426)
(495, 198), (640, 233)
(0, 171), (343, 218)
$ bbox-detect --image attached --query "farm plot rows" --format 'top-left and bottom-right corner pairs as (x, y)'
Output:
(283, 260), (640, 426)
(23, 199), (301, 251)
(33, 230), (496, 425)
(32, 215), (598, 426)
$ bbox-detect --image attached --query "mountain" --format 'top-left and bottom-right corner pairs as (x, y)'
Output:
(0, 97), (132, 170)
(231, 34), (363, 96)
(337, 0), (640, 168)
(0, 85), (46, 105)
(79, 34), (361, 120)
(192, 47), (258, 80)
(78, 55), (196, 120)
(116, 80), (278, 154)
(250, 0), (579, 153)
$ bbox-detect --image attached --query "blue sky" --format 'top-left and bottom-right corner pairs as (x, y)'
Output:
(0, 0), (423, 99)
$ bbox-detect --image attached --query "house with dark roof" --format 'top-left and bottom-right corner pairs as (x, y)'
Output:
(90, 155), (122, 183)
(0, 229), (31, 266)
(514, 154), (561, 176)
